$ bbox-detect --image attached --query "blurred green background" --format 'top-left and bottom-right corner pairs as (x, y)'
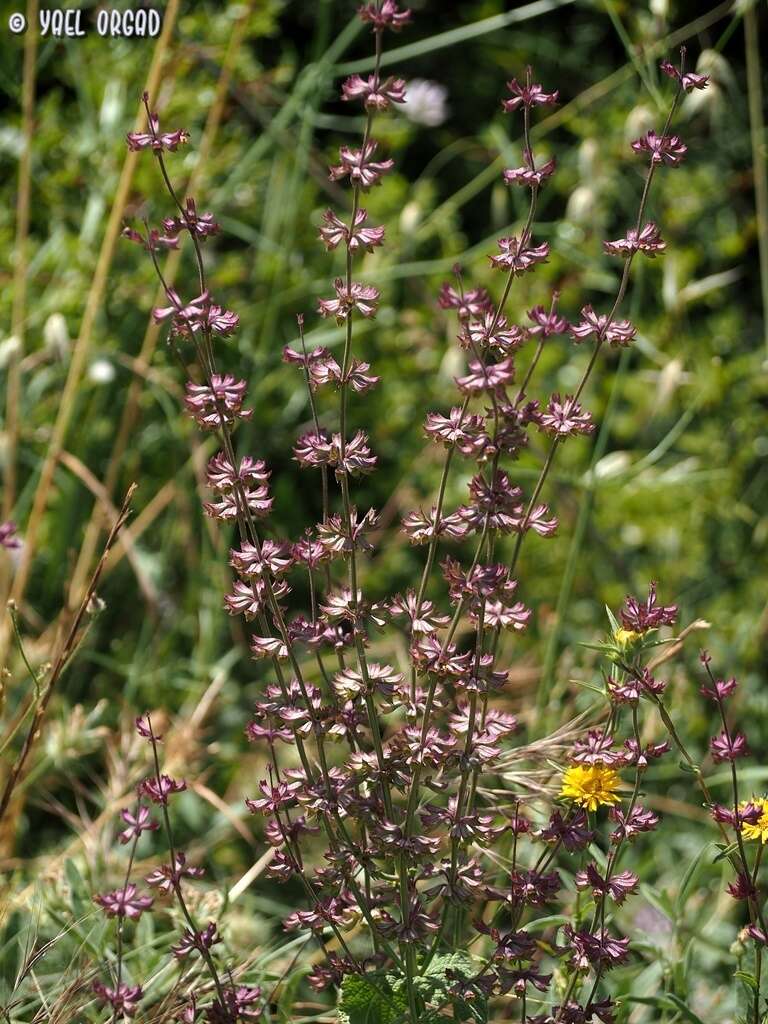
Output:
(0, 0), (766, 1018)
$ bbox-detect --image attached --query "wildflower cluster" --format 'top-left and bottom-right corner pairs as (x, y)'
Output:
(698, 653), (768, 1017)
(92, 716), (256, 1021)
(121, 25), (713, 1024)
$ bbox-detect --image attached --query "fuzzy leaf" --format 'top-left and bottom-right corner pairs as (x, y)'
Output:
(338, 974), (407, 1024)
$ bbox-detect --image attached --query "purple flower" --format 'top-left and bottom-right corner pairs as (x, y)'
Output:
(499, 869), (561, 907)
(135, 713), (160, 741)
(246, 779), (302, 815)
(747, 925), (768, 946)
(138, 773), (186, 805)
(341, 74), (406, 109)
(460, 311), (526, 355)
(317, 279), (380, 322)
(622, 737), (670, 768)
(503, 155), (556, 188)
(204, 305), (240, 336)
(0, 522), (21, 550)
(522, 503), (558, 537)
(570, 305), (636, 347)
(308, 354), (380, 393)
(660, 57), (709, 92)
(527, 298), (569, 337)
(710, 729), (749, 763)
(207, 453), (269, 492)
(538, 394), (594, 438)
(203, 486), (273, 522)
(224, 578), (289, 620)
(701, 676), (738, 702)
(122, 225), (179, 251)
(631, 130), (687, 166)
(424, 407), (487, 456)
(146, 852), (204, 894)
(572, 730), (623, 767)
(152, 288), (209, 329)
(230, 539), (293, 578)
(172, 920), (220, 959)
(94, 883), (153, 919)
(478, 922), (536, 962)
(456, 357), (515, 396)
(388, 590), (450, 634)
(626, 736), (670, 769)
(457, 470), (524, 534)
(184, 375), (253, 430)
(329, 141), (394, 189)
(502, 76), (559, 113)
(575, 863), (639, 905)
(536, 810), (594, 852)
(438, 281), (494, 321)
(479, 597), (531, 632)
(727, 872), (758, 902)
(118, 805), (159, 844)
(93, 981), (143, 1018)
(284, 892), (358, 933)
(603, 222), (666, 258)
(318, 507), (379, 556)
(318, 209), (385, 252)
(489, 236), (550, 274)
(609, 805), (659, 842)
(294, 429), (377, 476)
(127, 95), (189, 152)
(711, 802), (760, 828)
(208, 987), (263, 1024)
(497, 966), (552, 996)
(565, 925), (630, 971)
(378, 897), (440, 942)
(401, 506), (469, 544)
(358, 0), (411, 31)
(620, 582), (678, 632)
(163, 196), (219, 239)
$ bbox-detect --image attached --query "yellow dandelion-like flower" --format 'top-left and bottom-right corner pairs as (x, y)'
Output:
(613, 627), (641, 650)
(560, 764), (622, 812)
(742, 797), (768, 843)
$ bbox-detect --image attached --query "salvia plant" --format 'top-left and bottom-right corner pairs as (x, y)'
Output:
(77, 3), (767, 1023)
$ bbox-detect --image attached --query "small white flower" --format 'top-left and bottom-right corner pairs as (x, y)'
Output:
(89, 358), (115, 384)
(402, 79), (449, 127)
(0, 336), (21, 369)
(43, 313), (70, 358)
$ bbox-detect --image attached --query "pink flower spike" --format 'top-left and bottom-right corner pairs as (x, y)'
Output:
(341, 74), (406, 110)
(502, 76), (559, 113)
(358, 0), (411, 31)
(631, 130), (687, 167)
(604, 222), (666, 258)
(660, 57), (709, 92)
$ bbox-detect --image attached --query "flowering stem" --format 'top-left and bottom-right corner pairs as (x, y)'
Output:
(112, 806), (141, 1023)
(146, 722), (230, 1016)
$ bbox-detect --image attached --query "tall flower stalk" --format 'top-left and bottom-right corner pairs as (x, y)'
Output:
(122, 19), (717, 1023)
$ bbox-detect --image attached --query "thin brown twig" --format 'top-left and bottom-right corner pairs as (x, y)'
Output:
(0, 484), (137, 826)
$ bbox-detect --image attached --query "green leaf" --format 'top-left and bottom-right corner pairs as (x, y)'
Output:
(713, 841), (740, 863)
(411, 952), (475, 1000)
(278, 963), (312, 1024)
(675, 841), (715, 917)
(735, 971), (758, 991)
(338, 974), (407, 1024)
(625, 994), (707, 1023)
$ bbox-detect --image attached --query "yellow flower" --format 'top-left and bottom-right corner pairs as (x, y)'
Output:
(560, 764), (622, 812)
(742, 798), (768, 843)
(614, 627), (641, 650)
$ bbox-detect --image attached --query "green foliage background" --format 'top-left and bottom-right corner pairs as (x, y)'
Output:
(0, 1), (766, 1020)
